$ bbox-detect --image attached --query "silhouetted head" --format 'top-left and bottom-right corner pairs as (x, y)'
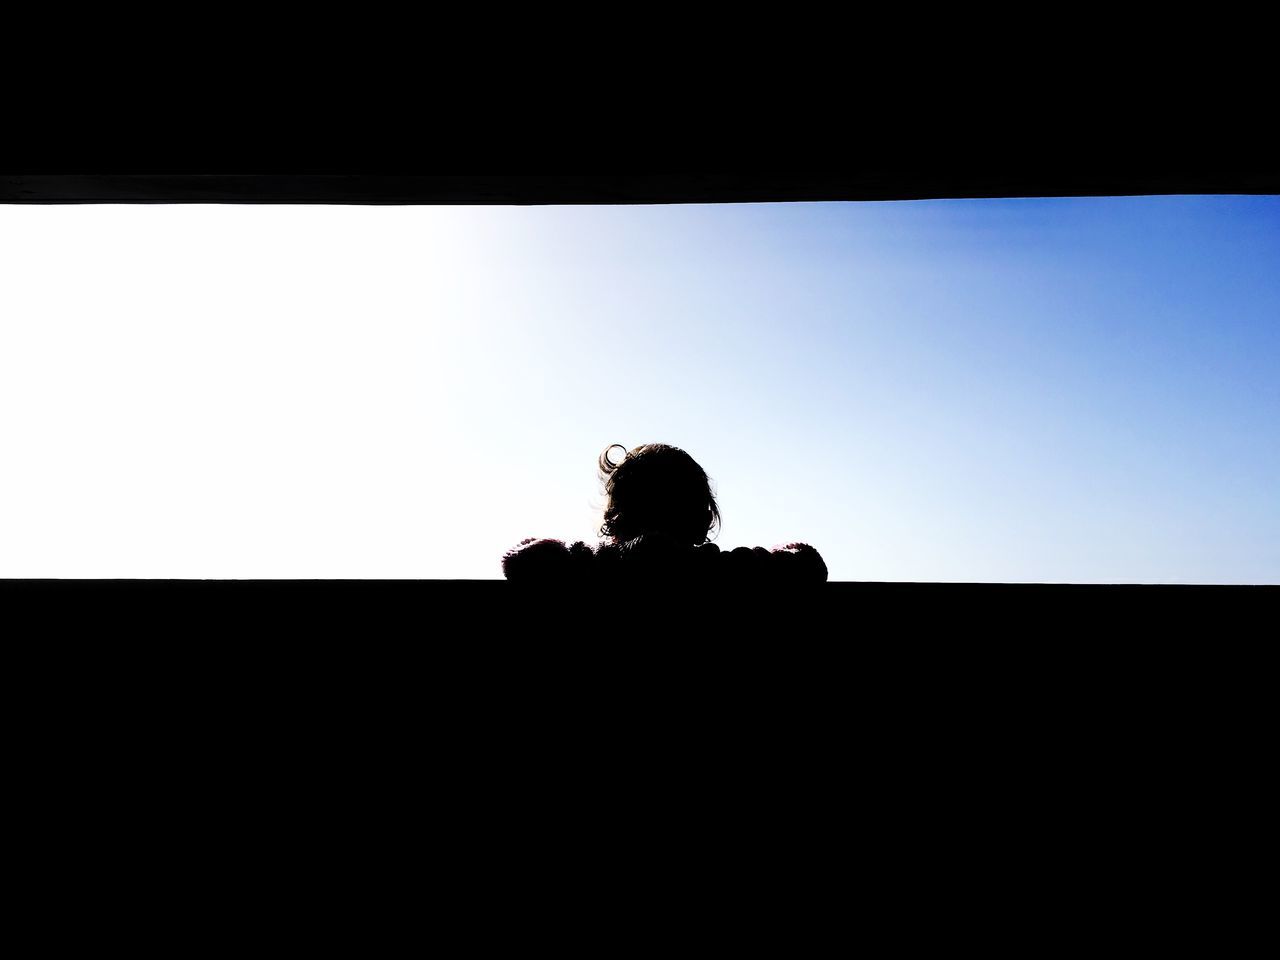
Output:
(598, 443), (720, 546)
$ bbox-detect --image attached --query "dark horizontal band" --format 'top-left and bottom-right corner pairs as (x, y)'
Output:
(4, 172), (1279, 205)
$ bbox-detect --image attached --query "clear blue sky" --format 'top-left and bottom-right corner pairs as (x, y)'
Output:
(2, 197), (1277, 581)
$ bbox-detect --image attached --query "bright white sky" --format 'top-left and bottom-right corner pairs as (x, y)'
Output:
(1, 200), (1277, 581)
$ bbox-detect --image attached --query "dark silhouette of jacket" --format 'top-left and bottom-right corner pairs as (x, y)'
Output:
(502, 532), (827, 583)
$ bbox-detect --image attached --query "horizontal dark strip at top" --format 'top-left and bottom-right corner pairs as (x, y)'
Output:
(4, 172), (1280, 204)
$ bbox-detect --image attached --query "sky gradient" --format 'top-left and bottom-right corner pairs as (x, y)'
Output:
(1, 197), (1276, 581)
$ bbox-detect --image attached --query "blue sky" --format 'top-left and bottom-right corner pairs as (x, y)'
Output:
(1, 197), (1276, 581)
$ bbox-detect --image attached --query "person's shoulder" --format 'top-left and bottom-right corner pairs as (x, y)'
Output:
(711, 541), (828, 582)
(770, 542), (828, 582)
(501, 537), (595, 580)
(501, 535), (827, 582)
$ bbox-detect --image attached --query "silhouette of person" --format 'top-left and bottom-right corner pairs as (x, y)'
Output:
(502, 443), (827, 582)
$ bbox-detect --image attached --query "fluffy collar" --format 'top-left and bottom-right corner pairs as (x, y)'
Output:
(503, 534), (827, 582)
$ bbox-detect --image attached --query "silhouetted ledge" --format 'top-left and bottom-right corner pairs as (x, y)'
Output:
(9, 579), (1268, 710)
(6, 577), (1272, 599)
(3, 579), (1271, 639)
(9, 577), (1270, 736)
(5, 172), (1280, 204)
(8, 576), (1265, 909)
(8, 578), (1271, 591)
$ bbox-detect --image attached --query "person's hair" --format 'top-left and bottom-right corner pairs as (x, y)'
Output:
(597, 443), (720, 545)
